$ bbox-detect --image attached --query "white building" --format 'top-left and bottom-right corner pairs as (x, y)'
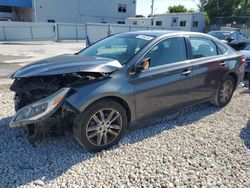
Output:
(125, 17), (153, 26)
(125, 12), (205, 32)
(153, 13), (205, 32)
(0, 0), (136, 24)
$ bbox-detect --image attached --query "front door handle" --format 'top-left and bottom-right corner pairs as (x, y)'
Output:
(182, 70), (192, 76)
(220, 62), (226, 66)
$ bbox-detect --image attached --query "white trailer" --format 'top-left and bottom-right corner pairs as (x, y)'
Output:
(125, 17), (153, 26)
(153, 12), (205, 32)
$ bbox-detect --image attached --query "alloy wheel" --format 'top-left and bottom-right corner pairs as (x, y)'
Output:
(219, 79), (234, 104)
(86, 108), (122, 146)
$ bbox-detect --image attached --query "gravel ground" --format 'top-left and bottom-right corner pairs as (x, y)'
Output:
(0, 81), (249, 188)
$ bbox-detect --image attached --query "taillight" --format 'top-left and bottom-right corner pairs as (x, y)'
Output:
(241, 55), (247, 65)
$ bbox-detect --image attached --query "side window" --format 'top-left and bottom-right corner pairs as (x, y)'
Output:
(145, 37), (187, 68)
(217, 43), (228, 54)
(243, 33), (248, 39)
(117, 21), (125, 24)
(180, 21), (186, 27)
(118, 4), (127, 13)
(230, 32), (237, 41)
(155, 21), (162, 26)
(238, 33), (248, 40)
(190, 37), (217, 59)
(193, 21), (199, 27)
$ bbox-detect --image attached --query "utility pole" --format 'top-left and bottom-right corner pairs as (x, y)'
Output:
(150, 0), (155, 16)
(33, 0), (38, 22)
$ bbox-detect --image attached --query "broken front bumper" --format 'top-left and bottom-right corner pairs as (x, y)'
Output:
(10, 88), (71, 128)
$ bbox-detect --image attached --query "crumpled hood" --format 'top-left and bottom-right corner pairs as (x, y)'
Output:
(11, 55), (122, 78)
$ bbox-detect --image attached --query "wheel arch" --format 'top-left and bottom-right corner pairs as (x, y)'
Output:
(226, 72), (239, 90)
(82, 96), (132, 125)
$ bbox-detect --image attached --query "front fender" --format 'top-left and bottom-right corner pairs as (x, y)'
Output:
(65, 76), (136, 122)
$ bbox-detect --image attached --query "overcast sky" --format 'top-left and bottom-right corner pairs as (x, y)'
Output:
(136, 0), (199, 16)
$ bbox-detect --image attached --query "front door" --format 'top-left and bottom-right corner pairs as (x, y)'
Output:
(133, 37), (195, 120)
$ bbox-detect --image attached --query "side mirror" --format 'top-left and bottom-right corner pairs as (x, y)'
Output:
(227, 36), (234, 42)
(137, 58), (151, 72)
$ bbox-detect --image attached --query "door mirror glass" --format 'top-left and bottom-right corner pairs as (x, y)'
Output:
(227, 33), (237, 42)
(228, 36), (234, 42)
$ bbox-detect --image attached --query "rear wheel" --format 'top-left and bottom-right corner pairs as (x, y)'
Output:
(73, 100), (127, 152)
(210, 75), (236, 107)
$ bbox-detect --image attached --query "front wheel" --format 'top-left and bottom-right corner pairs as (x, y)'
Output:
(73, 99), (127, 152)
(210, 75), (236, 107)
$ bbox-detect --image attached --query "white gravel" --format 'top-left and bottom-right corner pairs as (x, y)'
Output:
(0, 81), (249, 187)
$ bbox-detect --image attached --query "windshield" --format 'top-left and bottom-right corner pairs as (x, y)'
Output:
(208, 31), (230, 40)
(244, 43), (250, 50)
(79, 34), (154, 64)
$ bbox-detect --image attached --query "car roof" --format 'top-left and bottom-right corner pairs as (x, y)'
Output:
(123, 30), (178, 37)
(119, 30), (210, 38)
(209, 30), (234, 34)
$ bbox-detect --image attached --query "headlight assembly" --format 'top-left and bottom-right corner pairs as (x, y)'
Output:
(10, 88), (71, 128)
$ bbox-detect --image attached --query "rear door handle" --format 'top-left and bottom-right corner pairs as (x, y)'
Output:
(220, 62), (226, 66)
(182, 70), (192, 76)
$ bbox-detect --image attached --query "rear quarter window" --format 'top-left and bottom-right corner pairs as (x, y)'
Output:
(217, 43), (228, 54)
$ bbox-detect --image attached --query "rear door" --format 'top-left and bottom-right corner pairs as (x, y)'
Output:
(133, 36), (195, 120)
(188, 37), (227, 101)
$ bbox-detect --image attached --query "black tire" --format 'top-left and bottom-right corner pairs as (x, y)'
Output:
(73, 99), (127, 152)
(210, 75), (236, 107)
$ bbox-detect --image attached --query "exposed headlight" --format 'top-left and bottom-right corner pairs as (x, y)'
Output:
(10, 88), (70, 128)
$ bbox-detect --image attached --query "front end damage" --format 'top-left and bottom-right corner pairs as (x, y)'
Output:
(10, 72), (107, 142)
(9, 55), (122, 142)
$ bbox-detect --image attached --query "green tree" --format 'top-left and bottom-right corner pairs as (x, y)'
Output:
(168, 5), (187, 13)
(198, 0), (208, 12)
(188, 9), (195, 13)
(197, 0), (210, 23)
(238, 0), (250, 15)
(202, 0), (242, 23)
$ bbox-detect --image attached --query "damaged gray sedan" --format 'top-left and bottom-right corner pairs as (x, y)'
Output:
(10, 31), (245, 151)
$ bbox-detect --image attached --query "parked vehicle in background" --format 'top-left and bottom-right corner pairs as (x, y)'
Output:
(208, 30), (249, 51)
(9, 31), (245, 152)
(240, 43), (250, 76)
(0, 18), (12, 21)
